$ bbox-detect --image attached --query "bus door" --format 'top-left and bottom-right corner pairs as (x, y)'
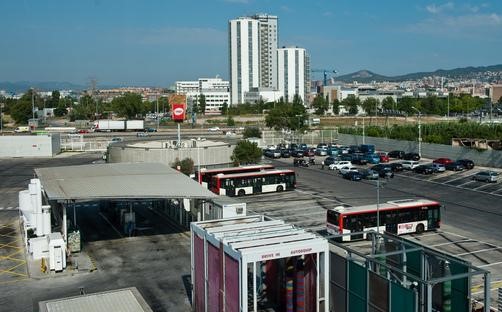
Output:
(253, 177), (262, 194)
(427, 207), (439, 229)
(347, 217), (364, 240)
(385, 212), (398, 234)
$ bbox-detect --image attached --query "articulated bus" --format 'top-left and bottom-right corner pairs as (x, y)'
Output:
(210, 169), (296, 197)
(195, 164), (275, 189)
(327, 199), (441, 241)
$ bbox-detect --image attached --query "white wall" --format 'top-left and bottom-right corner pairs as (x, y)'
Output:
(0, 134), (61, 157)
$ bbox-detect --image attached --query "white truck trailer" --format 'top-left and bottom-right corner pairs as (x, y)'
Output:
(93, 120), (125, 132)
(125, 120), (144, 131)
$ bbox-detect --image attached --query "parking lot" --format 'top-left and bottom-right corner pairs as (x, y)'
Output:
(255, 155), (502, 306)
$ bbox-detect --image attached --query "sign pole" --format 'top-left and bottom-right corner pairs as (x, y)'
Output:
(177, 123), (181, 147)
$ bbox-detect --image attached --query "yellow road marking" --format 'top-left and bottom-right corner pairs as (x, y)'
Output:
(0, 269), (27, 277)
(0, 256), (25, 263)
(5, 261), (26, 272)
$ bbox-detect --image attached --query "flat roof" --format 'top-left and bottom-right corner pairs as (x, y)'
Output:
(35, 162), (217, 201)
(215, 169), (294, 179)
(38, 287), (153, 312)
(199, 164), (274, 174)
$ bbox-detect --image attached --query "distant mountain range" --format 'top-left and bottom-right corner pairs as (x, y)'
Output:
(335, 64), (502, 83)
(0, 81), (86, 93)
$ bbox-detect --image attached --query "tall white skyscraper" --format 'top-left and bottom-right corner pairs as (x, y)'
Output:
(277, 47), (310, 104)
(229, 17), (260, 105)
(252, 14), (278, 89)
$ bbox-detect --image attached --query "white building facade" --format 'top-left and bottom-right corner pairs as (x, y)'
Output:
(229, 17), (260, 105)
(277, 47), (310, 104)
(252, 14), (278, 89)
(176, 78), (230, 114)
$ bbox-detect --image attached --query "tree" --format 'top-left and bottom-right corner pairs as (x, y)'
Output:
(381, 96), (396, 110)
(265, 101), (308, 131)
(226, 116), (235, 126)
(231, 141), (262, 165)
(341, 95), (360, 115)
(198, 94), (206, 114)
(498, 96), (502, 105)
(221, 102), (228, 115)
(312, 94), (329, 115)
(111, 92), (144, 119)
(292, 94), (303, 107)
(362, 98), (379, 115)
(332, 99), (340, 115)
(49, 90), (60, 108)
(10, 89), (37, 124)
(172, 157), (194, 176)
(242, 126), (262, 138)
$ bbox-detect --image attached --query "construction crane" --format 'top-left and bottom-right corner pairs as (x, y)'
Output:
(311, 69), (338, 86)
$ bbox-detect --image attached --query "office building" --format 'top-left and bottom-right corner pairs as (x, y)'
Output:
(277, 47), (310, 104)
(252, 14), (278, 89)
(176, 78), (230, 114)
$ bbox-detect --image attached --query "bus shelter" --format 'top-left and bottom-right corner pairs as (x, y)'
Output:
(327, 231), (491, 312)
(191, 215), (329, 312)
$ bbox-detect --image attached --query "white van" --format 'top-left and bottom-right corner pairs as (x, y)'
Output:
(14, 126), (30, 133)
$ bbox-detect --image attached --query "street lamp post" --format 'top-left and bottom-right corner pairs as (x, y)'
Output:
(0, 103), (4, 134)
(31, 88), (35, 119)
(447, 92), (450, 119)
(412, 106), (422, 158)
(362, 116), (365, 144)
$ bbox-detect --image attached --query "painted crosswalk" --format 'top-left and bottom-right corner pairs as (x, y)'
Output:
(0, 207), (18, 211)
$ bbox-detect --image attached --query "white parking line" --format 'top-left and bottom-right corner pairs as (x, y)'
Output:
(455, 246), (502, 257)
(0, 207), (18, 211)
(478, 261), (502, 268)
(431, 239), (474, 247)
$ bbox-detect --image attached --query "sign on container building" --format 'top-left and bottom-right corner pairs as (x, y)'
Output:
(169, 94), (186, 122)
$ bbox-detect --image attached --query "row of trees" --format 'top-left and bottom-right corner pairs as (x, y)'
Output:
(264, 95), (308, 131)
(1, 89), (171, 124)
(311, 94), (493, 116)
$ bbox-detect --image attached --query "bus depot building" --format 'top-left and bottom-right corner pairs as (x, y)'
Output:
(191, 215), (329, 312)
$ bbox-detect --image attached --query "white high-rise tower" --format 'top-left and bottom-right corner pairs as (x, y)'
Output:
(252, 14), (278, 89)
(277, 47), (310, 104)
(229, 17), (260, 105)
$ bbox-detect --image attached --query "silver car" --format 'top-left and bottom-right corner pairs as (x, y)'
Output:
(473, 171), (499, 183)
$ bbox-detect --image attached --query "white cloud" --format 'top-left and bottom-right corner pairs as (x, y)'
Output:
(426, 2), (454, 14)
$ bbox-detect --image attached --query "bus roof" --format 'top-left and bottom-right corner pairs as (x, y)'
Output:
(198, 164), (274, 174)
(330, 199), (440, 215)
(214, 169), (295, 179)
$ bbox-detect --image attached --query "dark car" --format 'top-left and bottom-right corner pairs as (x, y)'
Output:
(305, 148), (315, 157)
(445, 161), (465, 171)
(323, 156), (337, 166)
(280, 149), (291, 158)
(359, 169), (379, 180)
(289, 143), (299, 151)
(457, 159), (474, 170)
(291, 149), (304, 157)
(403, 153), (421, 161)
(145, 127), (157, 132)
(348, 145), (361, 154)
(388, 150), (405, 159)
(413, 164), (434, 174)
(371, 164), (395, 178)
(317, 143), (328, 149)
(293, 158), (309, 167)
(342, 171), (362, 181)
(389, 162), (404, 172)
(299, 143), (308, 151)
(351, 154), (368, 165)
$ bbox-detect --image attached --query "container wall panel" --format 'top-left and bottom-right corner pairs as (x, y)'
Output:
(194, 235), (205, 312)
(348, 261), (367, 312)
(224, 254), (239, 312)
(390, 281), (415, 312)
(207, 243), (221, 312)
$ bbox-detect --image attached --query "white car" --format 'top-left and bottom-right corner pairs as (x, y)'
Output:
(431, 163), (446, 172)
(329, 161), (352, 171)
(402, 161), (420, 170)
(208, 127), (220, 132)
(339, 166), (358, 175)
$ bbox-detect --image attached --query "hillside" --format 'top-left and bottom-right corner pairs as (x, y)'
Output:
(336, 64), (502, 83)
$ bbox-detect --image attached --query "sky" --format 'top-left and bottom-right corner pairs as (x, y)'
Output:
(0, 0), (501, 87)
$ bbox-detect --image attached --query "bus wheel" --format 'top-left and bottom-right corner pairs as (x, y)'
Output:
(276, 185), (284, 192)
(416, 223), (425, 234)
(238, 189), (245, 196)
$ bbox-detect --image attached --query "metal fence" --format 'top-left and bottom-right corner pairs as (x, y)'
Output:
(60, 135), (109, 152)
(259, 129), (339, 147)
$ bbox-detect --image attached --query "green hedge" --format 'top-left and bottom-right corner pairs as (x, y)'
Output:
(339, 122), (502, 145)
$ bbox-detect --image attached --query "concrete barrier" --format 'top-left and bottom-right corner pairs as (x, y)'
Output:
(0, 134), (60, 157)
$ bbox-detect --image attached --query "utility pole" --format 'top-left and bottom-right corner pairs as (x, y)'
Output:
(31, 88), (35, 119)
(156, 97), (159, 131)
(412, 106), (422, 157)
(447, 93), (450, 119)
(0, 103), (4, 134)
(362, 117), (365, 144)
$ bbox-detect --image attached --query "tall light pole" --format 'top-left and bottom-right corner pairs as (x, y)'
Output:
(447, 92), (450, 119)
(362, 116), (366, 144)
(412, 106), (422, 157)
(31, 88), (35, 119)
(156, 97), (159, 131)
(0, 103), (4, 134)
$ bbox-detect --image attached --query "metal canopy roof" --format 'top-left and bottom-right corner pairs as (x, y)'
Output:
(35, 162), (217, 201)
(38, 287), (153, 312)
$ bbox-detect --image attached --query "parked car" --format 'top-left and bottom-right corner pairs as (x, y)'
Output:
(457, 159), (475, 170)
(326, 146), (340, 156)
(317, 143), (328, 149)
(299, 143), (308, 151)
(280, 149), (291, 158)
(289, 143), (299, 151)
(323, 157), (338, 166)
(348, 145), (361, 154)
(473, 171), (499, 183)
(431, 163), (446, 173)
(388, 150), (405, 159)
(305, 148), (316, 157)
(342, 171), (362, 181)
(329, 161), (352, 171)
(401, 161), (420, 170)
(389, 162), (404, 172)
(433, 158), (453, 165)
(360, 144), (375, 154)
(377, 152), (390, 163)
(208, 127), (221, 132)
(445, 162), (465, 171)
(364, 153), (381, 164)
(110, 137), (123, 143)
(403, 153), (421, 161)
(293, 158), (309, 167)
(351, 154), (368, 165)
(291, 149), (304, 157)
(371, 164), (394, 178)
(359, 169), (379, 180)
(315, 148), (328, 156)
(414, 164), (434, 174)
(264, 149), (281, 158)
(339, 165), (358, 175)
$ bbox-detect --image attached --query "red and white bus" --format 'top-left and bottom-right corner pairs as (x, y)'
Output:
(327, 199), (441, 241)
(195, 164), (275, 189)
(210, 169), (296, 197)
